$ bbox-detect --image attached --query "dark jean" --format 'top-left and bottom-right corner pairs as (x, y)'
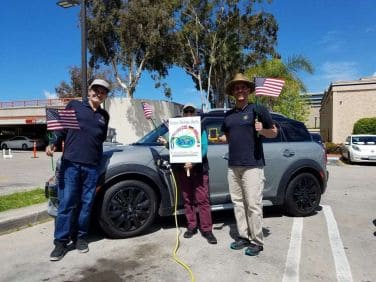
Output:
(176, 168), (212, 232)
(54, 160), (98, 245)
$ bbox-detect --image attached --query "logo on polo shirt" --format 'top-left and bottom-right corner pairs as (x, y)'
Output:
(98, 116), (106, 124)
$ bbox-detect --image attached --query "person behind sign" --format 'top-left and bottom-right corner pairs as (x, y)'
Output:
(219, 73), (277, 256)
(158, 103), (217, 244)
(46, 79), (110, 261)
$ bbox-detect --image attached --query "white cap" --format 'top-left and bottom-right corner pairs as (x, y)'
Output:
(89, 79), (111, 92)
(182, 103), (196, 111)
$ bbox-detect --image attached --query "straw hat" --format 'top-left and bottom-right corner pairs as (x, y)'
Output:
(225, 73), (255, 95)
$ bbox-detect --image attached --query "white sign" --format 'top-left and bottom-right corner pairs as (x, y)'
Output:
(168, 116), (202, 163)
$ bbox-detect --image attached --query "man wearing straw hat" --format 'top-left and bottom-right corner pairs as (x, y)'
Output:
(220, 73), (277, 256)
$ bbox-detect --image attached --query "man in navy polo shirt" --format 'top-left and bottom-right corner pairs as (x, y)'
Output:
(46, 79), (110, 261)
(220, 73), (277, 256)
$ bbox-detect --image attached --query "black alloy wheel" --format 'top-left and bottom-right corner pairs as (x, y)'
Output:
(99, 180), (157, 238)
(284, 173), (321, 216)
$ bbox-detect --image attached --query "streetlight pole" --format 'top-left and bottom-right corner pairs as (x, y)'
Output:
(57, 0), (87, 99)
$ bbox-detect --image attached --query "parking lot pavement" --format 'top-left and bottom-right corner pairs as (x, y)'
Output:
(0, 150), (62, 196)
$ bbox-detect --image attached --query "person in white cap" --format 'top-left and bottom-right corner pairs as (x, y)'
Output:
(220, 73), (277, 256)
(158, 103), (217, 244)
(46, 78), (110, 261)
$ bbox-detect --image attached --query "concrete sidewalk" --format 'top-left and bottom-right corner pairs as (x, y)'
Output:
(0, 203), (51, 235)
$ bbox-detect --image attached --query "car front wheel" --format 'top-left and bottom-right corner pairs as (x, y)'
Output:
(1, 144), (7, 149)
(284, 173), (321, 216)
(99, 180), (158, 238)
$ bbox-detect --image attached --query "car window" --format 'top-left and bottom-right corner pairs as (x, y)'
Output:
(279, 120), (311, 142)
(202, 117), (226, 145)
(135, 122), (169, 145)
(352, 136), (376, 145)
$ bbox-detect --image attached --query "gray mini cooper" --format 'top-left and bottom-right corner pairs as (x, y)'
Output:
(45, 110), (328, 238)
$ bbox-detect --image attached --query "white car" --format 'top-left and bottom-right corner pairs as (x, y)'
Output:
(341, 134), (376, 163)
(0, 136), (45, 150)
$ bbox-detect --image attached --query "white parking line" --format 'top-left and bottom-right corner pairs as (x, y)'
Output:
(323, 205), (353, 282)
(282, 217), (303, 282)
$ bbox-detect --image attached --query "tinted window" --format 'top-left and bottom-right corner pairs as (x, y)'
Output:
(202, 117), (226, 145)
(279, 120), (311, 142)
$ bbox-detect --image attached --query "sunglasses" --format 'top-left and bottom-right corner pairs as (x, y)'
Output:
(183, 109), (195, 114)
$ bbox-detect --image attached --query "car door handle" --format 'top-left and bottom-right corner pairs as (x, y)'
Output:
(283, 149), (295, 157)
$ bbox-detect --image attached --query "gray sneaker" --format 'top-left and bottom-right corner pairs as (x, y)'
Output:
(76, 238), (89, 253)
(50, 243), (67, 261)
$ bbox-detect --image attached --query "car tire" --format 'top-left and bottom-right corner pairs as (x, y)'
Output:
(22, 144), (28, 150)
(284, 173), (321, 217)
(347, 152), (353, 164)
(1, 144), (7, 149)
(99, 180), (158, 238)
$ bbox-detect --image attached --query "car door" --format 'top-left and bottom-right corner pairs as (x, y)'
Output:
(202, 116), (231, 204)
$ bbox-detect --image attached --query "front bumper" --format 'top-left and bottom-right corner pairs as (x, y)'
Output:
(44, 179), (58, 217)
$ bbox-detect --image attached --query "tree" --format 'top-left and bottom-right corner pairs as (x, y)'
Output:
(86, 0), (180, 98)
(245, 56), (314, 122)
(175, 0), (278, 109)
(55, 66), (113, 98)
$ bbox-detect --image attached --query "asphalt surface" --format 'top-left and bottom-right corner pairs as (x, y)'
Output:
(0, 152), (341, 235)
(0, 150), (61, 234)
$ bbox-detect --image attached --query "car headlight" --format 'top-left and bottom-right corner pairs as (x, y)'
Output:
(352, 145), (360, 151)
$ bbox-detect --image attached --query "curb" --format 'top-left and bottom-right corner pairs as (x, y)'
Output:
(0, 203), (52, 235)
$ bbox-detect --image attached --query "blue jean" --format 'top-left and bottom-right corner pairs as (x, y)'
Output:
(54, 160), (98, 245)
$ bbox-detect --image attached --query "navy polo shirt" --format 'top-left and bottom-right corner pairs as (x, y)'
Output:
(52, 100), (109, 166)
(221, 103), (273, 167)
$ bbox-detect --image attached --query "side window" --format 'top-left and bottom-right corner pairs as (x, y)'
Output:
(202, 117), (225, 145)
(279, 120), (311, 142)
(261, 121), (282, 143)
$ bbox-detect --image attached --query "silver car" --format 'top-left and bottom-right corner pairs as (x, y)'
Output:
(46, 110), (328, 238)
(1, 136), (45, 150)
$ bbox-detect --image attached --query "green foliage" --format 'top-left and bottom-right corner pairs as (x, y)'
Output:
(246, 57), (313, 122)
(172, 0), (279, 107)
(353, 117), (376, 134)
(86, 0), (179, 98)
(0, 189), (46, 212)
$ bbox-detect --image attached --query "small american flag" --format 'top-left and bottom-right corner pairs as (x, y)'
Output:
(255, 77), (285, 98)
(46, 108), (80, 130)
(141, 102), (153, 119)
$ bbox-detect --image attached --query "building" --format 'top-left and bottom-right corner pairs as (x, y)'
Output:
(320, 77), (376, 143)
(305, 92), (324, 131)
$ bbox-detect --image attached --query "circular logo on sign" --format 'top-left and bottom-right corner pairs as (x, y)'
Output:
(175, 135), (195, 148)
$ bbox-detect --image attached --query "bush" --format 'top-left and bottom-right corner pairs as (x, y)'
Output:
(353, 117), (376, 134)
(325, 142), (341, 154)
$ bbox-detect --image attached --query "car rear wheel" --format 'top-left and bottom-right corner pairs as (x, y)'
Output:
(99, 180), (158, 238)
(22, 144), (28, 150)
(1, 144), (7, 149)
(284, 173), (321, 216)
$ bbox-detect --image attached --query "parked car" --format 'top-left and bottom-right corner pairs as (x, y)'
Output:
(340, 134), (376, 163)
(45, 110), (328, 238)
(0, 136), (45, 150)
(310, 132), (325, 148)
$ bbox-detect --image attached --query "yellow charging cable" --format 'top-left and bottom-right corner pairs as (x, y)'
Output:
(170, 168), (195, 282)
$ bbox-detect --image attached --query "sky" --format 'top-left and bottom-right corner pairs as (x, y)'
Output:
(1, 0), (375, 107)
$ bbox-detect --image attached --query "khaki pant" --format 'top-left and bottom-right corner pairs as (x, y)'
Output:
(228, 166), (265, 246)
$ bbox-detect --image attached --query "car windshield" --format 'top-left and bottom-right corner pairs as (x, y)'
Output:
(133, 122), (169, 145)
(351, 136), (376, 145)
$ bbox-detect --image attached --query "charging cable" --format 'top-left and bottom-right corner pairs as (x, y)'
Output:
(170, 167), (195, 282)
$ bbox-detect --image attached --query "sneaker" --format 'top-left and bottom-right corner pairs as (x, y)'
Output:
(76, 238), (89, 253)
(50, 243), (67, 261)
(230, 238), (250, 250)
(183, 228), (198, 238)
(244, 243), (263, 256)
(202, 231), (217, 244)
